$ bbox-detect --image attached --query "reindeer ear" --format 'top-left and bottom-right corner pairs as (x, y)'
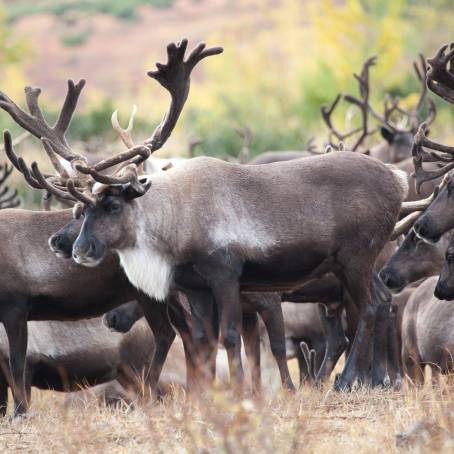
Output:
(122, 176), (152, 200)
(381, 126), (395, 144)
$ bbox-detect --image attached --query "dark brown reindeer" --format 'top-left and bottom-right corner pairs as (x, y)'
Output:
(380, 228), (450, 293)
(0, 42), (227, 416)
(379, 224), (454, 385)
(433, 232), (454, 300)
(0, 315), (188, 415)
(380, 208), (454, 384)
(28, 41), (409, 391)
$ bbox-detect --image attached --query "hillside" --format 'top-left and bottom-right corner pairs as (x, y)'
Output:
(10, 0), (270, 100)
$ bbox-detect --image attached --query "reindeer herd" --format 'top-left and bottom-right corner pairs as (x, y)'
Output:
(0, 39), (453, 419)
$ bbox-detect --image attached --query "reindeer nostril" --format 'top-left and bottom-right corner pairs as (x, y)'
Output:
(86, 242), (96, 258)
(111, 314), (117, 328)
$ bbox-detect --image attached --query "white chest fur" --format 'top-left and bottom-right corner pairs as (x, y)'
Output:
(117, 246), (173, 302)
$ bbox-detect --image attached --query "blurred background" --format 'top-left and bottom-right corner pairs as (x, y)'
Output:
(0, 0), (453, 205)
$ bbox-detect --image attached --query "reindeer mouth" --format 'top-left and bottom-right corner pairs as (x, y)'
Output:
(72, 254), (103, 268)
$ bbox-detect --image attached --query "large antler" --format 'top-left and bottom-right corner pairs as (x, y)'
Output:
(369, 55), (436, 133)
(412, 122), (454, 194)
(0, 79), (92, 210)
(427, 43), (454, 104)
(321, 57), (377, 151)
(72, 40), (223, 194)
(0, 79), (87, 165)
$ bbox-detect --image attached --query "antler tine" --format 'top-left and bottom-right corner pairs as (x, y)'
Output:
(188, 138), (202, 158)
(412, 54), (428, 123)
(54, 79), (86, 135)
(76, 162), (138, 186)
(78, 145), (150, 173)
(41, 138), (71, 179)
(412, 123), (454, 193)
(111, 105), (137, 149)
(0, 162), (13, 186)
(24, 86), (44, 122)
(408, 53), (437, 130)
(0, 186), (9, 198)
(66, 179), (95, 206)
(30, 161), (76, 202)
(427, 43), (454, 104)
(0, 187), (18, 203)
(2, 131), (44, 189)
(145, 39), (223, 153)
(299, 342), (316, 384)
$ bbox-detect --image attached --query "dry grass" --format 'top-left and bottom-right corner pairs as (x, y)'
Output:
(2, 361), (454, 453)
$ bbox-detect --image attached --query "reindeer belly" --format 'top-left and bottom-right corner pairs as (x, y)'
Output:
(31, 354), (118, 391)
(240, 246), (335, 292)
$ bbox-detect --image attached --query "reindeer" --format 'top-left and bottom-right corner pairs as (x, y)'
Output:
(0, 41), (296, 403)
(0, 316), (189, 416)
(8, 40), (409, 392)
(400, 276), (454, 385)
(380, 228), (450, 293)
(0, 52), (230, 415)
(322, 55), (436, 165)
(410, 45), (454, 242)
(50, 214), (295, 395)
(283, 302), (348, 386)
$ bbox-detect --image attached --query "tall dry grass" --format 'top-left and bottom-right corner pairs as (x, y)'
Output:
(1, 361), (454, 453)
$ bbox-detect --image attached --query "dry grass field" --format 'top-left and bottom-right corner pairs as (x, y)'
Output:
(1, 360), (454, 453)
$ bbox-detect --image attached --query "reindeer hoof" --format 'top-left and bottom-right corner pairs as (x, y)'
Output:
(333, 374), (353, 391)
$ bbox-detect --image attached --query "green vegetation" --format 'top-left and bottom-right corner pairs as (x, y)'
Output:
(60, 28), (92, 47)
(5, 0), (174, 23)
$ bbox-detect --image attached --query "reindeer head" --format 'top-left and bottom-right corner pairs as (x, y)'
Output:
(0, 39), (222, 267)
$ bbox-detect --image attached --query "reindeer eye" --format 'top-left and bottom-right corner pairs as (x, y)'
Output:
(105, 201), (121, 214)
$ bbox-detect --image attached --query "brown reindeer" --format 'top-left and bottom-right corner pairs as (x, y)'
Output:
(0, 42), (296, 402)
(322, 55), (436, 165)
(380, 228), (450, 293)
(0, 316), (187, 416)
(411, 45), (454, 242)
(283, 302), (348, 386)
(380, 215), (454, 384)
(0, 43), (226, 415)
(30, 41), (406, 392)
(400, 276), (454, 385)
(2, 40), (407, 392)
